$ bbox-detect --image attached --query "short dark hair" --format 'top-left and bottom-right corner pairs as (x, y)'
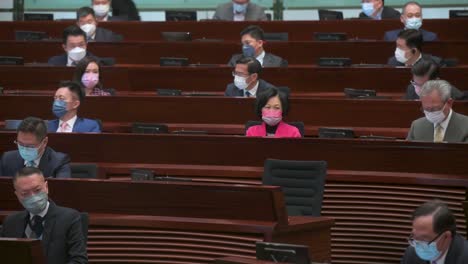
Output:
(412, 58), (439, 79)
(77, 6), (96, 20)
(62, 25), (87, 45)
(59, 80), (85, 102)
(402, 1), (422, 14)
(240, 25), (265, 41)
(255, 87), (290, 118)
(397, 29), (423, 52)
(17, 117), (47, 142)
(412, 200), (457, 236)
(236, 57), (262, 75)
(14, 167), (44, 183)
(73, 57), (103, 90)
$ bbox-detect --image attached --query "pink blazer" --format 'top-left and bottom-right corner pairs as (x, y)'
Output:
(246, 121), (301, 138)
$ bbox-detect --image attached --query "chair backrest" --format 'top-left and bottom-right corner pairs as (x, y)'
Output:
(132, 123), (169, 134)
(70, 163), (98, 179)
(80, 212), (89, 243)
(4, 120), (22, 131)
(245, 121), (305, 137)
(264, 32), (289, 42)
(262, 159), (327, 216)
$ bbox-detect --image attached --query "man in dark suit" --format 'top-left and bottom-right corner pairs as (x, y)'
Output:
(384, 1), (438, 42)
(1, 167), (87, 264)
(77, 6), (122, 42)
(401, 200), (468, 263)
(48, 81), (101, 133)
(225, 57), (275, 97)
(388, 29), (441, 67)
(213, 0), (268, 21)
(407, 80), (468, 143)
(404, 59), (463, 100)
(228, 25), (287, 68)
(0, 117), (71, 178)
(92, 0), (137, 21)
(359, 0), (400, 19)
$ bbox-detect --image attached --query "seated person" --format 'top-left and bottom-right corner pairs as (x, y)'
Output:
(48, 81), (101, 133)
(225, 57), (275, 97)
(384, 1), (438, 42)
(1, 167), (87, 263)
(407, 80), (468, 143)
(359, 0), (400, 20)
(76, 6), (123, 42)
(73, 57), (112, 96)
(48, 25), (102, 67)
(228, 25), (287, 68)
(388, 29), (441, 67)
(111, 0), (141, 21)
(246, 87), (301, 138)
(0, 117), (71, 178)
(213, 0), (268, 21)
(92, 0), (133, 21)
(401, 200), (468, 263)
(404, 59), (463, 100)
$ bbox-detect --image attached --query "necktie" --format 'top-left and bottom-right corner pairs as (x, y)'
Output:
(26, 161), (35, 167)
(30, 215), (44, 238)
(60, 122), (69, 132)
(245, 91), (251, 97)
(434, 124), (444, 142)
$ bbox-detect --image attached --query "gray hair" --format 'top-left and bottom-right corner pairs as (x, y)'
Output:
(402, 1), (422, 15)
(420, 80), (452, 102)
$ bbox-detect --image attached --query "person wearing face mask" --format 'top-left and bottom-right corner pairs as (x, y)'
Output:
(384, 2), (438, 42)
(388, 29), (442, 67)
(246, 87), (301, 138)
(401, 200), (468, 264)
(76, 6), (123, 42)
(0, 117), (71, 178)
(359, 0), (400, 20)
(47, 81), (101, 133)
(1, 167), (88, 264)
(74, 57), (112, 96)
(407, 80), (468, 143)
(404, 59), (463, 100)
(228, 25), (287, 68)
(213, 0), (268, 21)
(225, 57), (275, 97)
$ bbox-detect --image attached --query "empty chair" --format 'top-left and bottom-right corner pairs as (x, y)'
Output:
(4, 120), (22, 131)
(245, 121), (305, 137)
(132, 123), (169, 134)
(165, 11), (197, 21)
(70, 163), (98, 178)
(318, 10), (343, 20)
(264, 32), (289, 42)
(262, 159), (327, 216)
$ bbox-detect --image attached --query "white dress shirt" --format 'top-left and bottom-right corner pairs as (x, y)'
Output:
(245, 81), (259, 97)
(256, 51), (266, 66)
(57, 115), (77, 133)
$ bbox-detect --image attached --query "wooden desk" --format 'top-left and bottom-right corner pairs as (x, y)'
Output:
(2, 41), (468, 65)
(0, 238), (45, 264)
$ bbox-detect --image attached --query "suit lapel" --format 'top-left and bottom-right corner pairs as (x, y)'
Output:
(72, 118), (81, 132)
(41, 202), (57, 257)
(13, 211), (29, 238)
(38, 147), (50, 174)
(422, 121), (435, 142)
(444, 112), (459, 142)
(262, 53), (272, 67)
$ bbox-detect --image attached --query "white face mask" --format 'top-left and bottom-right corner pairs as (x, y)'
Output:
(395, 47), (409, 64)
(405, 17), (423, 30)
(424, 104), (447, 124)
(80, 23), (96, 38)
(68, 47), (86, 62)
(93, 4), (110, 17)
(234, 75), (249, 90)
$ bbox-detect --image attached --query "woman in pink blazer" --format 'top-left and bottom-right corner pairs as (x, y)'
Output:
(246, 87), (301, 138)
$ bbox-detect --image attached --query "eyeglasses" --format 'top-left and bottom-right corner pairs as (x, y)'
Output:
(408, 231), (445, 248)
(14, 139), (44, 149)
(232, 71), (250, 78)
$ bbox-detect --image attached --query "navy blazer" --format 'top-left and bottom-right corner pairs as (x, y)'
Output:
(359, 6), (401, 19)
(47, 117), (101, 133)
(224, 79), (275, 97)
(384, 29), (439, 42)
(1, 201), (88, 264)
(47, 51), (98, 66)
(92, 27), (123, 42)
(0, 147), (71, 178)
(387, 53), (442, 67)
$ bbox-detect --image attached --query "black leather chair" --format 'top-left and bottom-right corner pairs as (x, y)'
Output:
(245, 121), (305, 137)
(262, 159), (327, 216)
(70, 163), (98, 179)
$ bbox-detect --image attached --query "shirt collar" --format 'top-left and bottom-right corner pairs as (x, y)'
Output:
(256, 51), (266, 66)
(59, 115), (78, 131)
(246, 81), (259, 97)
(434, 109), (453, 130)
(434, 248), (448, 264)
(407, 53), (423, 66)
(29, 201), (50, 219)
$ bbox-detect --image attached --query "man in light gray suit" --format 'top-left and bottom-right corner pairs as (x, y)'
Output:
(407, 80), (468, 143)
(213, 0), (268, 21)
(228, 25), (287, 68)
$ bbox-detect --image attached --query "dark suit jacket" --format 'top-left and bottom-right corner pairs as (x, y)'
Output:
(401, 234), (468, 264)
(228, 53), (288, 68)
(224, 79), (275, 97)
(213, 2), (268, 21)
(93, 27), (123, 42)
(47, 118), (101, 133)
(0, 147), (71, 178)
(404, 84), (463, 100)
(359, 6), (401, 19)
(407, 111), (468, 143)
(387, 53), (442, 67)
(384, 29), (439, 42)
(1, 201), (87, 264)
(111, 0), (140, 21)
(47, 52), (97, 66)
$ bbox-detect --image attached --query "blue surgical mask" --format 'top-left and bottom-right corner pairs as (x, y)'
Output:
(21, 192), (48, 215)
(414, 240), (442, 261)
(52, 100), (67, 118)
(242, 44), (256, 57)
(405, 17), (423, 30)
(18, 144), (40, 162)
(362, 3), (375, 17)
(233, 3), (247, 14)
